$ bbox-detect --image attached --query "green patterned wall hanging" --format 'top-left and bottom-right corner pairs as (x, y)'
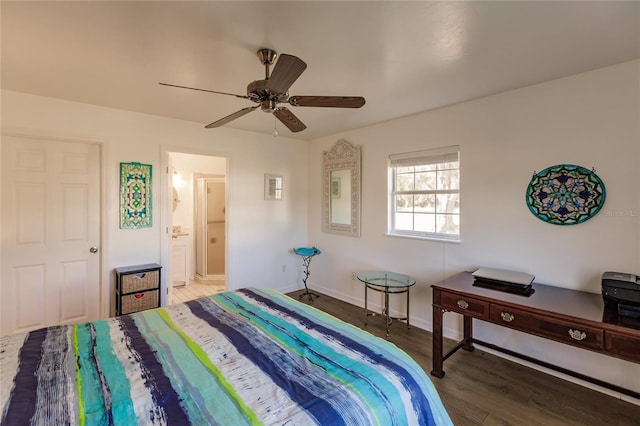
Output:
(526, 164), (605, 226)
(120, 162), (152, 229)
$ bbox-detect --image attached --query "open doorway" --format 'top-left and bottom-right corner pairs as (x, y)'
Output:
(168, 152), (227, 305)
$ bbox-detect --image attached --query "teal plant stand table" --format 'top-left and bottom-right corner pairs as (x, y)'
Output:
(357, 271), (416, 336)
(293, 247), (321, 301)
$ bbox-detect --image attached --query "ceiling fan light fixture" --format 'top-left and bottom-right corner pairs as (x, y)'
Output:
(160, 48), (365, 134)
(262, 99), (277, 113)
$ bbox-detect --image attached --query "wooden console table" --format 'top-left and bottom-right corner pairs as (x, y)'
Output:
(431, 272), (640, 399)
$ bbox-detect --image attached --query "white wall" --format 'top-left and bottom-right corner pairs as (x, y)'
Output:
(307, 60), (640, 399)
(1, 90), (310, 316)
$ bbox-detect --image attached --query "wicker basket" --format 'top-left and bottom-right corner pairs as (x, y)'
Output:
(122, 270), (159, 293)
(121, 290), (159, 314)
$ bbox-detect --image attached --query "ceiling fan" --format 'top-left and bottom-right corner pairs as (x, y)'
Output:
(160, 48), (366, 133)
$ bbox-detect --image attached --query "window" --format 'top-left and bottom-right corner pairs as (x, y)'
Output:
(388, 146), (460, 241)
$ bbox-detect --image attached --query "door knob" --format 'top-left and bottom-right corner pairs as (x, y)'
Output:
(89, 247), (98, 253)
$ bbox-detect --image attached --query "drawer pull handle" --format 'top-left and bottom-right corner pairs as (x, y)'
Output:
(457, 300), (469, 309)
(568, 329), (586, 341)
(500, 312), (515, 322)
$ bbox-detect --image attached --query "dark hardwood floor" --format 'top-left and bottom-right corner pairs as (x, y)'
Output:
(287, 289), (640, 425)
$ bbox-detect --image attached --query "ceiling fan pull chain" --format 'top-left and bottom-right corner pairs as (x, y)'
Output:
(272, 115), (279, 138)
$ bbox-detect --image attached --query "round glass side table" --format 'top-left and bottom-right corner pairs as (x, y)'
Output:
(356, 271), (416, 337)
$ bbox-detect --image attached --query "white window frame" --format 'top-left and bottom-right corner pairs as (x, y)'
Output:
(387, 145), (460, 241)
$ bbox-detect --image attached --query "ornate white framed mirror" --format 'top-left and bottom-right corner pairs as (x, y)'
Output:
(322, 139), (361, 236)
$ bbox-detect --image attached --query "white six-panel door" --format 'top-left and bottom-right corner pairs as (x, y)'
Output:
(1, 135), (101, 336)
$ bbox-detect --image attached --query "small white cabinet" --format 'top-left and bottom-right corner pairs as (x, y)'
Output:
(171, 234), (189, 287)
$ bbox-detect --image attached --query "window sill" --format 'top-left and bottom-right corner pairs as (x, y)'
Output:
(385, 232), (461, 244)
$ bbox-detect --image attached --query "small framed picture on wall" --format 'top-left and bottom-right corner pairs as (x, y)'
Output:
(120, 162), (152, 228)
(264, 174), (283, 200)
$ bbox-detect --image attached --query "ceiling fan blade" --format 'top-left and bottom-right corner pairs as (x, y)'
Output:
(265, 54), (307, 94)
(288, 96), (366, 108)
(159, 82), (249, 99)
(205, 106), (258, 128)
(273, 107), (307, 133)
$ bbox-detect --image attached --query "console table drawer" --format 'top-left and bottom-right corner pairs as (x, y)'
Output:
(490, 304), (603, 350)
(605, 331), (640, 362)
(441, 292), (489, 318)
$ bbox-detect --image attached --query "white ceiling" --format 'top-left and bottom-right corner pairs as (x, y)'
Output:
(2, 1), (639, 141)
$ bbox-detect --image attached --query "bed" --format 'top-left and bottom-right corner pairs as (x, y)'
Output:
(1, 288), (451, 425)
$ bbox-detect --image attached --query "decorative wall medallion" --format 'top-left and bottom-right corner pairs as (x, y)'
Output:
(120, 162), (152, 228)
(526, 164), (605, 225)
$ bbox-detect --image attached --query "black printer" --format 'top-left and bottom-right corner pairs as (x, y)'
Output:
(602, 271), (640, 319)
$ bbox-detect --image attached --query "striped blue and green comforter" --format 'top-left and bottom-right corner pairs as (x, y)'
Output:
(0, 288), (451, 425)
